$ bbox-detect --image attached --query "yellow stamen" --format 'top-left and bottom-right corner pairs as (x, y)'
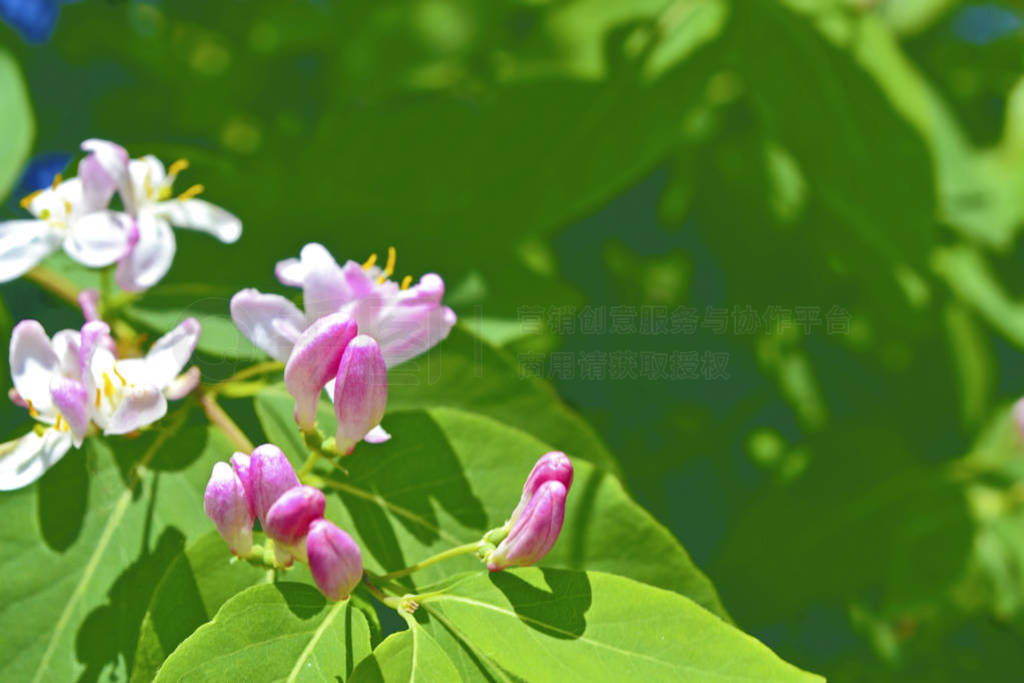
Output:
(167, 158), (189, 176)
(95, 388), (101, 408)
(177, 184), (204, 201)
(400, 275), (413, 290)
(103, 372), (116, 398)
(40, 208), (51, 220)
(63, 200), (72, 215)
(51, 173), (62, 190)
(144, 169), (155, 200)
(26, 398), (38, 418)
(55, 415), (66, 432)
(377, 246), (396, 284)
(19, 189), (43, 209)
(112, 363), (127, 386)
(362, 253), (378, 270)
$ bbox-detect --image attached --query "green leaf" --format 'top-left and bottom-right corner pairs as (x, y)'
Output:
(0, 416), (235, 681)
(730, 1), (934, 266)
(350, 621), (460, 683)
(417, 568), (820, 682)
(254, 389), (729, 620)
(0, 49), (33, 202)
(131, 531), (271, 682)
(388, 327), (619, 474)
(124, 305), (264, 360)
(154, 582), (372, 682)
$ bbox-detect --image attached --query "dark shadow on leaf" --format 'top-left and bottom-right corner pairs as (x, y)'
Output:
(276, 581), (326, 620)
(37, 446), (88, 551)
(489, 568), (591, 640)
(75, 523), (186, 682)
(147, 424), (208, 471)
(331, 410), (487, 564)
(566, 466), (603, 571)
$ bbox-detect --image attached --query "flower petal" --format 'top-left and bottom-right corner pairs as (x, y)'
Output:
(230, 288), (305, 362)
(285, 313), (357, 430)
(142, 317), (201, 389)
(105, 384), (167, 435)
(51, 329), (82, 380)
(64, 211), (135, 268)
(158, 198), (242, 243)
(0, 220), (62, 283)
(333, 335), (388, 454)
(49, 376), (89, 446)
(164, 366), (201, 400)
(79, 139), (129, 210)
(123, 156), (166, 215)
(115, 213), (176, 292)
(299, 245), (364, 321)
(363, 424), (391, 444)
(0, 429), (73, 491)
(274, 257), (303, 287)
(78, 321), (115, 380)
(10, 320), (59, 414)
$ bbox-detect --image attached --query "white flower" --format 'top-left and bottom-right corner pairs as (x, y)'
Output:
(83, 317), (202, 435)
(1, 317), (201, 490)
(112, 146), (242, 291)
(1, 321), (90, 490)
(0, 142), (135, 282)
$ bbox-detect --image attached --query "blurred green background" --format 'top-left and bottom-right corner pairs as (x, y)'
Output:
(5, 0), (1024, 679)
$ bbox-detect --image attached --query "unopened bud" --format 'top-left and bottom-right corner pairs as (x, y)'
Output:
(509, 451), (573, 525)
(306, 519), (363, 601)
(249, 444), (300, 525)
(265, 485), (325, 547)
(333, 335), (388, 454)
(487, 480), (567, 572)
(284, 312), (357, 430)
(204, 462), (254, 556)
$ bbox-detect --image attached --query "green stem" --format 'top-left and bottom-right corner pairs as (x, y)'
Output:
(375, 542), (481, 581)
(24, 266), (81, 306)
(211, 360), (285, 394)
(198, 390), (254, 452)
(362, 577), (402, 609)
(296, 450), (319, 478)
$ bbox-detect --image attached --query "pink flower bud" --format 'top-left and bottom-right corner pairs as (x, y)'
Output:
(264, 485), (326, 546)
(284, 312), (357, 431)
(230, 452), (256, 517)
(1014, 397), (1024, 443)
(306, 519), (363, 601)
(249, 444), (300, 525)
(333, 335), (388, 454)
(204, 462), (254, 555)
(508, 452), (574, 526)
(487, 480), (567, 572)
(78, 289), (101, 323)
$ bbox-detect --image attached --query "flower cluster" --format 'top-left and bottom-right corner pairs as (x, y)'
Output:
(1, 138), (574, 607)
(232, 243), (456, 451)
(3, 315), (200, 489)
(204, 444), (363, 601)
(0, 139), (240, 290)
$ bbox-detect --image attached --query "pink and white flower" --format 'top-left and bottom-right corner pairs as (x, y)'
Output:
(109, 143), (242, 291)
(1, 317), (201, 489)
(230, 244), (456, 449)
(0, 141), (135, 283)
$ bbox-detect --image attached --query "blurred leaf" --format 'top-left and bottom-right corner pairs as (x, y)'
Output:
(416, 568), (820, 681)
(715, 431), (973, 626)
(731, 1), (935, 266)
(255, 389), (729, 619)
(932, 244), (1024, 349)
(0, 48), (33, 202)
(124, 305), (263, 360)
(153, 582), (371, 682)
(0, 418), (234, 681)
